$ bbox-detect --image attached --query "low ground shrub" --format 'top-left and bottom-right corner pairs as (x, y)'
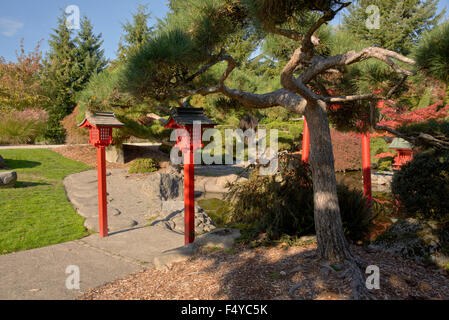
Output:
(128, 158), (160, 174)
(225, 154), (374, 243)
(0, 108), (48, 144)
(392, 150), (449, 222)
(374, 153), (395, 172)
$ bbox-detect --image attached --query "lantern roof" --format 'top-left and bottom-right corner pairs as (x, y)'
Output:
(164, 107), (216, 128)
(78, 111), (125, 128)
(388, 138), (413, 150)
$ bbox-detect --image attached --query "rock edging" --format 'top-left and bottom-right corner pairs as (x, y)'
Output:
(153, 228), (241, 270)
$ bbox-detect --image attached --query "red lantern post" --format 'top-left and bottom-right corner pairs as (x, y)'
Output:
(361, 129), (372, 207)
(302, 118), (310, 163)
(164, 108), (216, 245)
(78, 112), (124, 238)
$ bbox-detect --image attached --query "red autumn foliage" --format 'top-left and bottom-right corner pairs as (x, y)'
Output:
(374, 152), (395, 159)
(0, 40), (48, 112)
(377, 100), (449, 133)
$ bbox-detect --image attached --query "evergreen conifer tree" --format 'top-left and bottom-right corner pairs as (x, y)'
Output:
(116, 4), (154, 63)
(75, 16), (108, 90)
(41, 12), (79, 142)
(343, 0), (445, 55)
(42, 12), (107, 142)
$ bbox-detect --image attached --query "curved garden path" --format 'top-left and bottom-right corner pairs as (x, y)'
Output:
(0, 163), (245, 300)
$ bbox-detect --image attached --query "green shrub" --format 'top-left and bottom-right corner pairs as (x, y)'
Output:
(377, 159), (393, 172)
(225, 154), (374, 243)
(371, 137), (390, 163)
(0, 109), (47, 144)
(128, 158), (160, 174)
(337, 184), (375, 242)
(392, 151), (449, 222)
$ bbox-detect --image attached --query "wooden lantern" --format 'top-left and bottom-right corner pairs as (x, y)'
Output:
(78, 111), (124, 238)
(388, 138), (414, 170)
(164, 107), (216, 245)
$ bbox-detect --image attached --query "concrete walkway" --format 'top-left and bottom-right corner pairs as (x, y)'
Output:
(0, 225), (184, 300)
(0, 143), (158, 150)
(0, 158), (246, 300)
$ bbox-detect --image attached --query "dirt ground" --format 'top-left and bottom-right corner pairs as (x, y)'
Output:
(80, 243), (449, 300)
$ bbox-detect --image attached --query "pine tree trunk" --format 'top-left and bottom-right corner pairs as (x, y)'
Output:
(305, 101), (370, 299)
(305, 101), (351, 261)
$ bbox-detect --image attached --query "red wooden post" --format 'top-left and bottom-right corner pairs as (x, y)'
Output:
(302, 118), (310, 163)
(184, 145), (195, 245)
(164, 108), (216, 245)
(362, 130), (372, 207)
(78, 112), (124, 239)
(97, 146), (108, 237)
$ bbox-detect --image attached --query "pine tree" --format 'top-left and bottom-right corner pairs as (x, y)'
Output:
(414, 21), (449, 83)
(41, 12), (79, 142)
(75, 16), (108, 90)
(343, 0), (445, 55)
(116, 4), (154, 63)
(113, 0), (419, 298)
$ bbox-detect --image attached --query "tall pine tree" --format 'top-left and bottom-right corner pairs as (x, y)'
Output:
(343, 0), (445, 55)
(116, 4), (154, 63)
(41, 12), (79, 142)
(42, 12), (107, 143)
(75, 16), (108, 90)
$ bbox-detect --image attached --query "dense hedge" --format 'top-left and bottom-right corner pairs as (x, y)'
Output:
(392, 151), (449, 222)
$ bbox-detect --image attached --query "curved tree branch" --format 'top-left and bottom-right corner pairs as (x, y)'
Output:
(375, 124), (449, 150)
(300, 47), (415, 85)
(179, 54), (307, 114)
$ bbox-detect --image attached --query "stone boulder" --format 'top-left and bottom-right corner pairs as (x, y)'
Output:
(151, 200), (216, 235)
(0, 155), (9, 169)
(371, 218), (449, 267)
(371, 171), (393, 192)
(142, 166), (184, 201)
(106, 145), (125, 164)
(0, 171), (17, 187)
(167, 207), (216, 234)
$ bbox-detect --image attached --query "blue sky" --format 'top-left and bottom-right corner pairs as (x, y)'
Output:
(0, 0), (448, 63)
(0, 0), (170, 62)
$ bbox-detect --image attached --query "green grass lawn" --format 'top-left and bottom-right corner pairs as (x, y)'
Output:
(0, 149), (92, 255)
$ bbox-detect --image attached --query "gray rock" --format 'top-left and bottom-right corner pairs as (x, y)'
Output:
(106, 145), (125, 164)
(153, 243), (196, 271)
(298, 235), (317, 243)
(372, 218), (449, 266)
(154, 204), (216, 235)
(142, 167), (184, 201)
(0, 171), (17, 187)
(193, 228), (241, 250)
(371, 172), (393, 192)
(0, 155), (9, 169)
